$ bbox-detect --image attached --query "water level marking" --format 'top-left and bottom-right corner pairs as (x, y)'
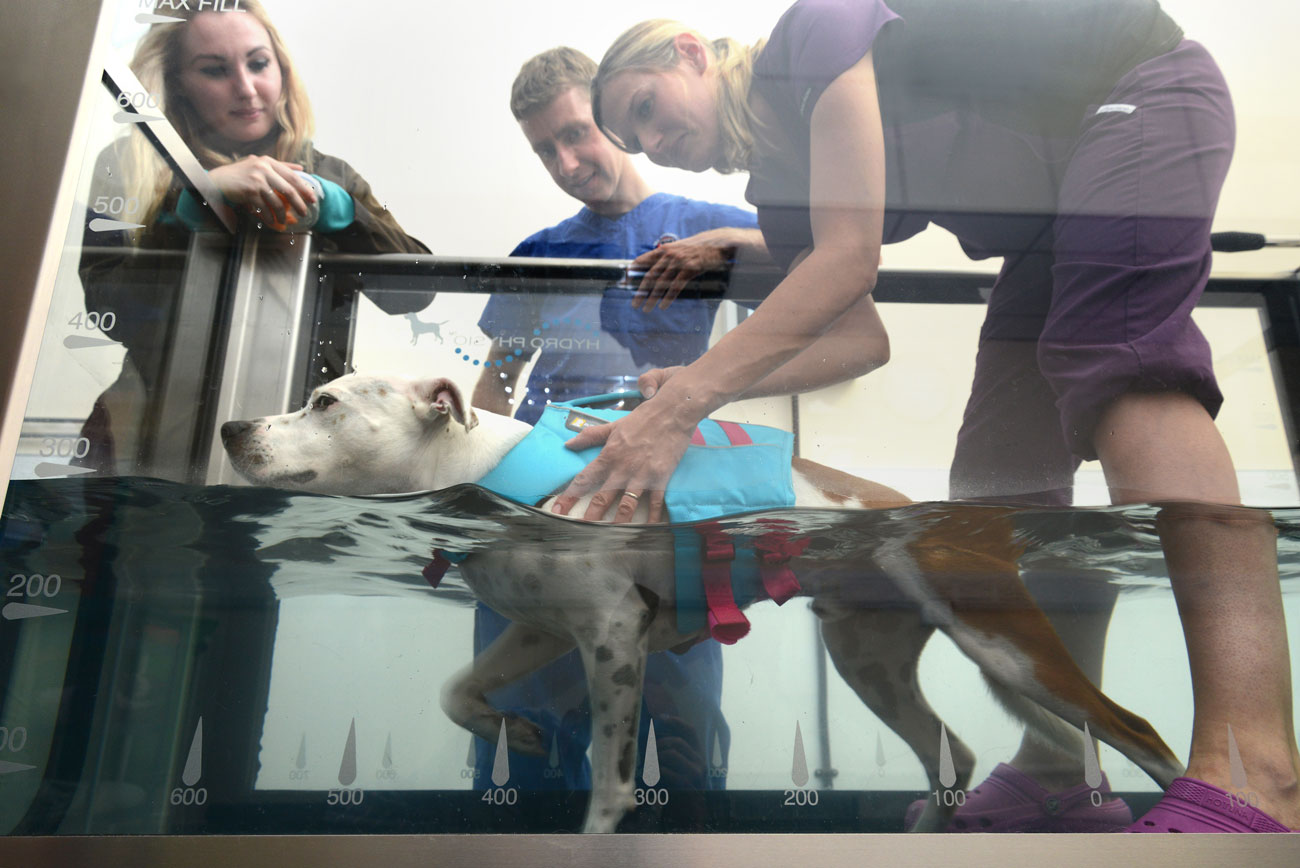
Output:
(382, 733), (394, 770)
(2, 602), (68, 621)
(790, 721), (809, 788)
(32, 463), (96, 479)
(113, 111), (164, 125)
(0, 761), (37, 776)
(290, 733), (309, 781)
(338, 718), (357, 787)
(1227, 724), (1248, 791)
(88, 218), (145, 233)
(938, 724), (956, 788)
(134, 13), (185, 25)
(642, 720), (661, 787)
(63, 335), (118, 349)
(490, 719), (510, 787)
(182, 718), (203, 787)
(1083, 722), (1103, 789)
(875, 731), (887, 775)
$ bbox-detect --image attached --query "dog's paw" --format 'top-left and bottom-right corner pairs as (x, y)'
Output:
(502, 713), (547, 757)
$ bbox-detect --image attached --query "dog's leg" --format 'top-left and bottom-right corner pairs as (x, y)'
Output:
(818, 603), (975, 832)
(575, 584), (657, 833)
(440, 622), (574, 757)
(895, 507), (1185, 789)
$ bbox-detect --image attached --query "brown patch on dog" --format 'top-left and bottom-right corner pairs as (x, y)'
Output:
(793, 457), (911, 509)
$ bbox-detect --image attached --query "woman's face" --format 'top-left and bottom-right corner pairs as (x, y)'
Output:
(177, 12), (283, 149)
(598, 59), (721, 172)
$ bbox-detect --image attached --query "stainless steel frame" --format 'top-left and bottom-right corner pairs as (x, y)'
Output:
(2, 832), (1295, 868)
(205, 232), (318, 484)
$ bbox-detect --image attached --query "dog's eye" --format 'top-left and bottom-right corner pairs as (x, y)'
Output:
(311, 394), (337, 411)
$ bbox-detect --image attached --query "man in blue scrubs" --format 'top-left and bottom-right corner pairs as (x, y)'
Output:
(469, 47), (762, 797)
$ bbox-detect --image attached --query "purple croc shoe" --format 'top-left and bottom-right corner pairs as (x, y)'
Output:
(1128, 778), (1295, 833)
(904, 763), (1133, 832)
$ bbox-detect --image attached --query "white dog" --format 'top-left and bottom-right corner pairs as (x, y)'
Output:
(221, 372), (1183, 833)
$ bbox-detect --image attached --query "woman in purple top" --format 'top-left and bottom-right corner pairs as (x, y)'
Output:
(549, 0), (1299, 835)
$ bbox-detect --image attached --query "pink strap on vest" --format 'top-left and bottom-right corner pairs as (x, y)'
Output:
(754, 519), (809, 605)
(690, 420), (753, 447)
(699, 523), (751, 644)
(423, 551), (452, 589)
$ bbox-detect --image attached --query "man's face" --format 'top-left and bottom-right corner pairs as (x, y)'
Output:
(520, 87), (632, 214)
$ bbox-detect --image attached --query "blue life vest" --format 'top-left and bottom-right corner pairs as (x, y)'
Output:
(434, 394), (805, 644)
(477, 393), (796, 522)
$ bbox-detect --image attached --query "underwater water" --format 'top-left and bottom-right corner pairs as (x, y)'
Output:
(2, 477), (1299, 834)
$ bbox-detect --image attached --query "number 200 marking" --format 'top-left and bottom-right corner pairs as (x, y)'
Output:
(7, 574), (62, 598)
(784, 788), (819, 806)
(0, 727), (29, 752)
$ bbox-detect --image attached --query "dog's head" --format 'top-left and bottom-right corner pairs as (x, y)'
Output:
(221, 373), (477, 494)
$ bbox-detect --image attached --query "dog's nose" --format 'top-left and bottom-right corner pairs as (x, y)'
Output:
(221, 420), (252, 447)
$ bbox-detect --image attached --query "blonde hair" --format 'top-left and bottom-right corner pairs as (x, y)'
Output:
(122, 0), (315, 225)
(510, 47), (598, 120)
(592, 19), (764, 174)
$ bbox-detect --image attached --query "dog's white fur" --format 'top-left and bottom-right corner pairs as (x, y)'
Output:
(222, 373), (1183, 833)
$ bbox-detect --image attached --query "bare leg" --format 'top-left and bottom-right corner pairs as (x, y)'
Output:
(1096, 391), (1300, 827)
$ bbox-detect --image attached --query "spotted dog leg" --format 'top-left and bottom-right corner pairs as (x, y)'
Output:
(576, 585), (656, 834)
(818, 605), (976, 832)
(440, 621), (574, 757)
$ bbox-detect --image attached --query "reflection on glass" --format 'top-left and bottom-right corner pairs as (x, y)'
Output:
(2, 0), (1299, 844)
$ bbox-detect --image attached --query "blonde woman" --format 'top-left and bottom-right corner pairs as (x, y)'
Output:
(554, 0), (1299, 835)
(78, 0), (428, 475)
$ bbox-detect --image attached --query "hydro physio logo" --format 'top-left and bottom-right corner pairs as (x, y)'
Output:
(406, 314), (605, 368)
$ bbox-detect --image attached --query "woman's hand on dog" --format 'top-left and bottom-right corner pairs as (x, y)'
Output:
(553, 390), (698, 523)
(637, 366), (684, 399)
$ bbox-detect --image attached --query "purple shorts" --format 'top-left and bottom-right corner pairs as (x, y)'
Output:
(951, 40), (1235, 504)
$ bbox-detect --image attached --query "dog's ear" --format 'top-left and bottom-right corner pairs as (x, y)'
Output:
(409, 377), (478, 432)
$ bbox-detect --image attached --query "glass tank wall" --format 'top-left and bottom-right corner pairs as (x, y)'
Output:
(2, 1), (1299, 865)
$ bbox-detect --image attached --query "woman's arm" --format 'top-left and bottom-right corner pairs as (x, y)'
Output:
(738, 291), (889, 397)
(552, 49), (888, 521)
